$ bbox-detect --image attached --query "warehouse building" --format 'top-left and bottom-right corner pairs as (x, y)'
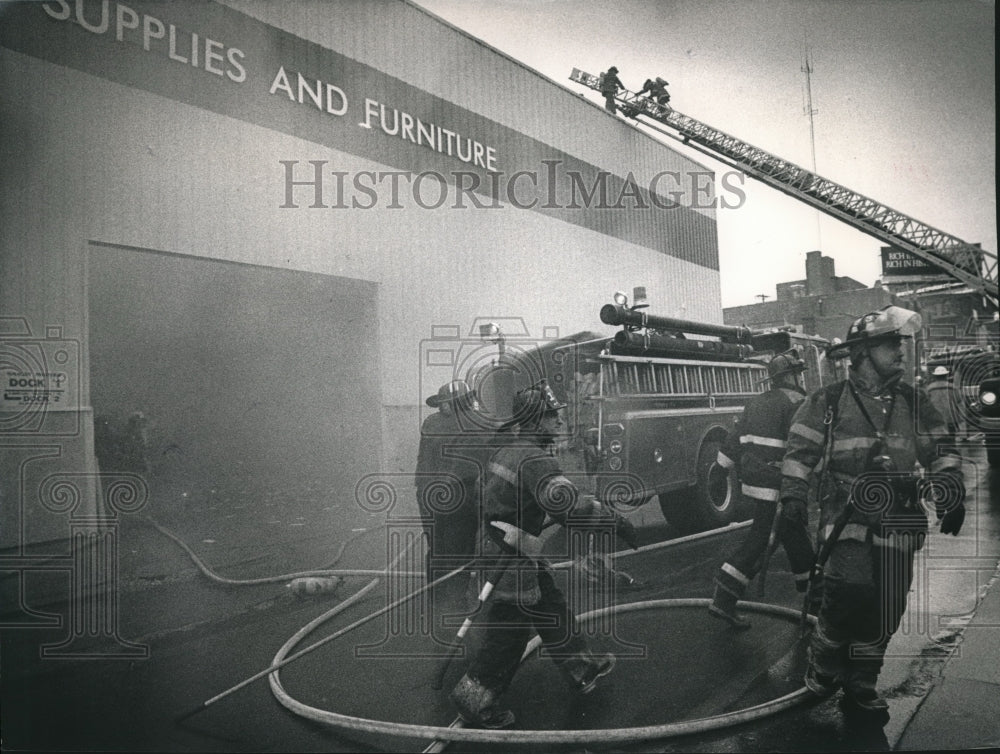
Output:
(1, 0), (729, 564)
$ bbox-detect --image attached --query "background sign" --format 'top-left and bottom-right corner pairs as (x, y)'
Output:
(881, 245), (982, 279)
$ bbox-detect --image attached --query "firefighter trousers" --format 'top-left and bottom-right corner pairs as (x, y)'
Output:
(463, 567), (602, 695)
(418, 488), (480, 587)
(809, 536), (919, 688)
(724, 500), (815, 588)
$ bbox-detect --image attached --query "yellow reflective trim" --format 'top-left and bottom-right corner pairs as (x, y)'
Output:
(930, 456), (962, 472)
(742, 483), (779, 501)
(783, 459), (812, 480)
(717, 452), (735, 469)
(740, 434), (787, 448)
(488, 461), (517, 484)
(721, 562), (750, 585)
(832, 437), (877, 453)
(790, 423), (825, 445)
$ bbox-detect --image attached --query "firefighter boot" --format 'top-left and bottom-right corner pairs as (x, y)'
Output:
(843, 668), (889, 714)
(803, 663), (839, 697)
(708, 566), (752, 630)
(561, 650), (617, 695)
(803, 628), (842, 697)
(450, 674), (516, 729)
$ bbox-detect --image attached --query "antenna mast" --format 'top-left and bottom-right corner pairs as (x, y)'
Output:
(802, 44), (822, 249)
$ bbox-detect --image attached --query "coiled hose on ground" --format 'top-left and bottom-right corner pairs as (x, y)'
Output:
(243, 520), (817, 750)
(160, 516), (815, 749)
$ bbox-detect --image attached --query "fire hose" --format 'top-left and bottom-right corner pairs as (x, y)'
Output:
(268, 597), (817, 748)
(755, 501), (784, 598)
(170, 521), (757, 724)
(164, 513), (817, 748)
(260, 523), (818, 750)
(429, 549), (515, 691)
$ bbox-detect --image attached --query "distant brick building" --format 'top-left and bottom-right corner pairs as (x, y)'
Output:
(724, 251), (896, 342)
(876, 246), (998, 343)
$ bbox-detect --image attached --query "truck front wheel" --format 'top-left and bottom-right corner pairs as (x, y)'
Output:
(693, 437), (741, 529)
(658, 437), (742, 532)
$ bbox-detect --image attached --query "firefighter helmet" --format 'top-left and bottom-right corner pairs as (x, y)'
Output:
(828, 306), (922, 360)
(931, 365), (950, 378)
(426, 380), (478, 409)
(509, 380), (566, 427)
(767, 349), (807, 380)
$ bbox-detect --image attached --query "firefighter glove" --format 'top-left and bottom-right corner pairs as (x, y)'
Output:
(939, 503), (966, 536)
(781, 497), (808, 526)
(929, 469), (966, 536)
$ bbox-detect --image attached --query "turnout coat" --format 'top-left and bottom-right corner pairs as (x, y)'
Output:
(718, 386), (806, 504)
(780, 376), (962, 548)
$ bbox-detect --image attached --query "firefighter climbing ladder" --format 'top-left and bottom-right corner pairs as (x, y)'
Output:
(570, 69), (999, 311)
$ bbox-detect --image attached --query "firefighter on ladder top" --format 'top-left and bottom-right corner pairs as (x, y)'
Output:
(637, 76), (671, 114)
(600, 66), (673, 119)
(598, 66), (624, 113)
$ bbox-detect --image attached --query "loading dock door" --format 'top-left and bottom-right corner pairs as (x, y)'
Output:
(87, 244), (381, 567)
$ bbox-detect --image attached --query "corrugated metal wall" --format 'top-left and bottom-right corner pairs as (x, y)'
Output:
(220, 0), (722, 268)
(1, 1), (726, 547)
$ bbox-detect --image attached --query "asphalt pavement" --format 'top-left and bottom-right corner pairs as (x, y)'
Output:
(3, 450), (999, 753)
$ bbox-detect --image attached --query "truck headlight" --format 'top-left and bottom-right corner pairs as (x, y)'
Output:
(981, 390), (997, 406)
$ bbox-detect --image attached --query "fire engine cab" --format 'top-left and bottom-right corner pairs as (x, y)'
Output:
(482, 291), (837, 532)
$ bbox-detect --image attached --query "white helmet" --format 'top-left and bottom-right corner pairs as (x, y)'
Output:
(828, 306), (921, 360)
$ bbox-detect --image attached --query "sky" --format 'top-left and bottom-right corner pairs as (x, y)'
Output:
(413, 0), (996, 308)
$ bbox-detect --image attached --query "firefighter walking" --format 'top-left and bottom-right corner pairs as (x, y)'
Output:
(449, 380), (637, 729)
(416, 380), (491, 601)
(780, 306), (966, 715)
(708, 349), (817, 629)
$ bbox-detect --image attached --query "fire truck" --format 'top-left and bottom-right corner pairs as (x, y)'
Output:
(472, 71), (1000, 529)
(482, 291), (839, 532)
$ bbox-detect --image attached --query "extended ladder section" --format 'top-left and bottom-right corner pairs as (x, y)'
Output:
(570, 68), (998, 309)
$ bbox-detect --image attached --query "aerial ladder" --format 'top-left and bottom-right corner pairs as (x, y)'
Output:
(570, 68), (998, 311)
